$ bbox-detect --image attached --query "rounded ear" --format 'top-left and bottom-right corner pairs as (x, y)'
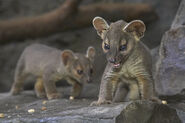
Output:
(86, 46), (96, 62)
(92, 16), (109, 38)
(61, 50), (75, 66)
(123, 20), (146, 41)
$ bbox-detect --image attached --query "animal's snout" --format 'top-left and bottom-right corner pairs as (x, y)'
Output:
(109, 58), (116, 64)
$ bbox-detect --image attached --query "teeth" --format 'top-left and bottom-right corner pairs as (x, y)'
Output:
(114, 63), (120, 67)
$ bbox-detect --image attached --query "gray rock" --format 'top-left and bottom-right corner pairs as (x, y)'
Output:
(177, 110), (185, 123)
(171, 0), (185, 29)
(151, 46), (159, 77)
(0, 88), (181, 123)
(155, 0), (185, 96)
(155, 26), (185, 96)
(168, 102), (185, 123)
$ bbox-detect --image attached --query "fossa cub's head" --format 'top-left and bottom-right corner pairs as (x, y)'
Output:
(62, 46), (95, 84)
(93, 16), (145, 69)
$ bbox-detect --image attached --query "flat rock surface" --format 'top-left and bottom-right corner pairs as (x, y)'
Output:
(0, 86), (182, 123)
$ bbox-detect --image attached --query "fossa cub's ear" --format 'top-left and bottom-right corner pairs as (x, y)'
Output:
(86, 46), (96, 62)
(61, 50), (75, 66)
(123, 20), (146, 41)
(92, 16), (109, 39)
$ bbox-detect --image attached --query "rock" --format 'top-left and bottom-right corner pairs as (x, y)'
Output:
(0, 88), (181, 123)
(151, 46), (159, 77)
(177, 110), (185, 123)
(171, 0), (185, 29)
(155, 0), (185, 96)
(155, 26), (185, 96)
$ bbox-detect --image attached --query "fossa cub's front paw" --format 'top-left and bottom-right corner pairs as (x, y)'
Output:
(90, 100), (112, 106)
(47, 93), (61, 100)
(36, 92), (46, 98)
(150, 97), (167, 104)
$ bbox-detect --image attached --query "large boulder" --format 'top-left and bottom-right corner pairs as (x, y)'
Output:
(155, 0), (185, 96)
(0, 87), (181, 123)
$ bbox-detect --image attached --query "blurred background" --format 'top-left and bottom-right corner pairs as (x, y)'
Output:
(0, 0), (181, 93)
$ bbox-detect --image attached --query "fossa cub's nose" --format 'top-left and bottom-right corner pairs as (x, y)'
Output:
(109, 58), (116, 64)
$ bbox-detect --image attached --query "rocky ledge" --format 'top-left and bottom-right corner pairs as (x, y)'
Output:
(0, 86), (183, 123)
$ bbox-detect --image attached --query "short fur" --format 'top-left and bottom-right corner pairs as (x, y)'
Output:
(91, 17), (160, 105)
(10, 44), (95, 100)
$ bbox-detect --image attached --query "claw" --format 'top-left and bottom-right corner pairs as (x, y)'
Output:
(150, 97), (163, 104)
(47, 93), (61, 100)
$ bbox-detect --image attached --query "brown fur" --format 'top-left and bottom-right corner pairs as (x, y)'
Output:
(34, 78), (46, 98)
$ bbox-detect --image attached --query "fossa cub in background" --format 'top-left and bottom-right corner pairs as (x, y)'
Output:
(91, 17), (161, 105)
(10, 44), (95, 100)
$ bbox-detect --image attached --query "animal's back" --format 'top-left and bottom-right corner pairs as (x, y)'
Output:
(21, 44), (61, 75)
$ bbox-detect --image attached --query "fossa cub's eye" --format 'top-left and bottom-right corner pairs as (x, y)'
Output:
(77, 70), (83, 75)
(90, 69), (93, 74)
(119, 45), (127, 51)
(104, 43), (110, 50)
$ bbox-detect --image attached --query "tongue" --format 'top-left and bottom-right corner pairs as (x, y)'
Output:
(114, 63), (120, 67)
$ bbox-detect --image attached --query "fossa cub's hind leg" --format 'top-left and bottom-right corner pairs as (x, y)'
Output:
(34, 77), (46, 98)
(113, 82), (128, 102)
(10, 56), (27, 95)
(42, 72), (61, 100)
(127, 82), (140, 101)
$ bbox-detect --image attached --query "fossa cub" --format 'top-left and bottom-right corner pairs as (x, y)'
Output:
(91, 17), (160, 105)
(10, 44), (95, 100)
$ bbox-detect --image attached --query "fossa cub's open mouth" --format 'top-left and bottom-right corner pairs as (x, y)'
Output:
(113, 63), (121, 68)
(112, 62), (123, 69)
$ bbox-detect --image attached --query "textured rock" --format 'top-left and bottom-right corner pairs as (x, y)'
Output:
(171, 0), (185, 29)
(0, 88), (181, 123)
(155, 0), (185, 96)
(151, 46), (159, 77)
(155, 26), (185, 95)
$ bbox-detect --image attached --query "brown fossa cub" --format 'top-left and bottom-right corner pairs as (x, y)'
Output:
(91, 17), (160, 105)
(10, 44), (95, 100)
